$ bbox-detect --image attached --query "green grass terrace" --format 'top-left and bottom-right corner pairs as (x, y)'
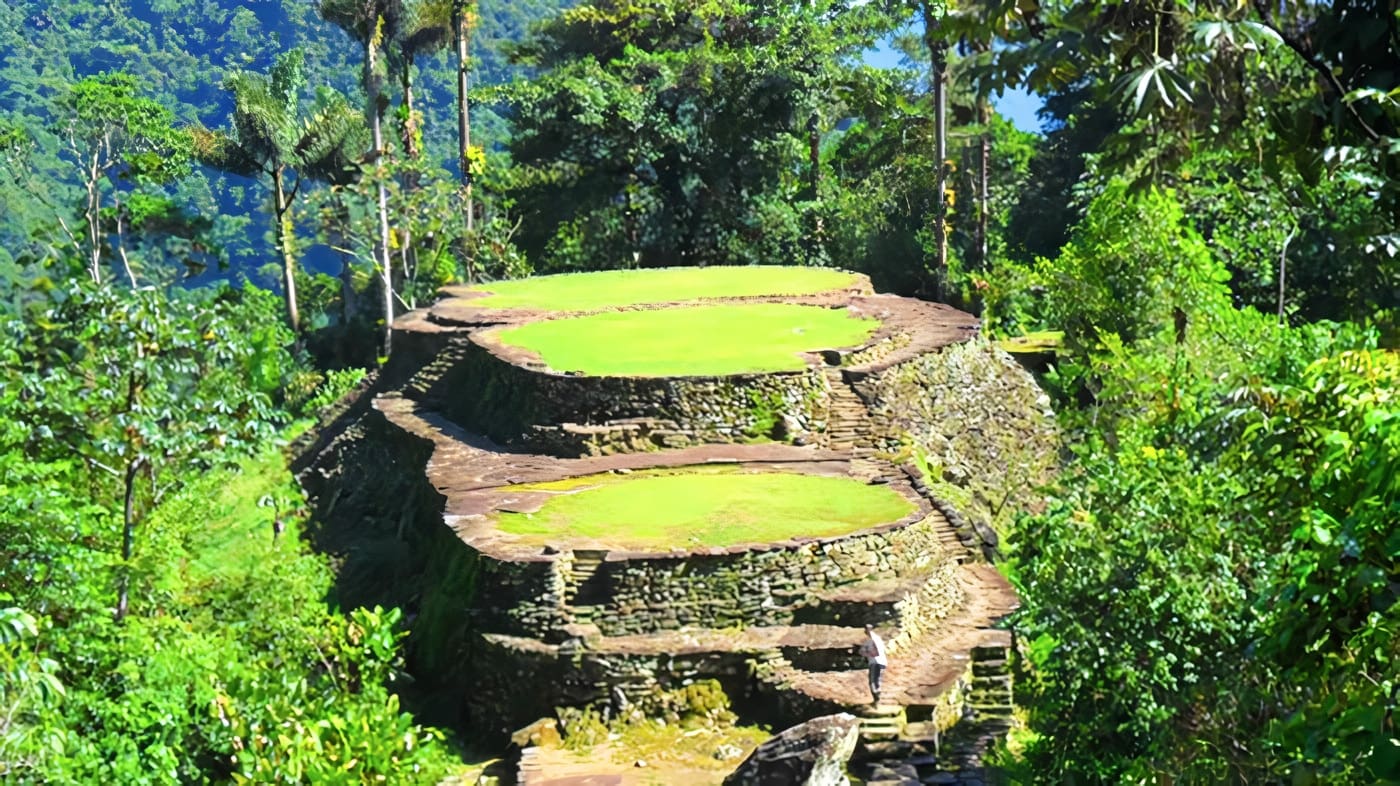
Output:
(495, 303), (880, 376)
(492, 466), (916, 551)
(457, 266), (864, 311)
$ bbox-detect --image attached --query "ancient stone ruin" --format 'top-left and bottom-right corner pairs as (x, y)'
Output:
(297, 268), (1057, 783)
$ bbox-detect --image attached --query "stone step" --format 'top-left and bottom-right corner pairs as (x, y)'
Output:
(899, 721), (942, 743)
(966, 704), (1016, 715)
(864, 761), (922, 785)
(970, 644), (1010, 662)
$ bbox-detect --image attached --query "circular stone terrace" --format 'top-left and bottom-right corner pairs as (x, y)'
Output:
(374, 266), (1018, 736)
(404, 266), (979, 378)
(373, 395), (929, 562)
(491, 466), (917, 551)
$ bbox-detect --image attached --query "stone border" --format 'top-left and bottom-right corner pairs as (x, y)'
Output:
(424, 268), (877, 328)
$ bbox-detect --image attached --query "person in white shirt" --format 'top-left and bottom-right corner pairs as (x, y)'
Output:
(859, 624), (888, 705)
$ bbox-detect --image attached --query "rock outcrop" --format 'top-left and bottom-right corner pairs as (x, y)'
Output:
(723, 713), (862, 786)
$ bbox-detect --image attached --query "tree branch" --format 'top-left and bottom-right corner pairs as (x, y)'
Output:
(1251, 0), (1381, 142)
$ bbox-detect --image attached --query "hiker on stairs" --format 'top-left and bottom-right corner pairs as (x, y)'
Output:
(860, 624), (888, 706)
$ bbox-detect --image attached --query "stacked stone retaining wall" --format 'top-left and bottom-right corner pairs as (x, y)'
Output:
(422, 338), (828, 456)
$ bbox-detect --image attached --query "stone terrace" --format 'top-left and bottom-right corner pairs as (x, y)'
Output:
(302, 269), (1041, 778)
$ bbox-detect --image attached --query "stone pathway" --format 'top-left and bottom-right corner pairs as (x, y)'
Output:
(757, 565), (1016, 712)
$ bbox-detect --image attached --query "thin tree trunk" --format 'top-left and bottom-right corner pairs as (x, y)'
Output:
(399, 61), (418, 309)
(87, 152), (103, 285)
(272, 166), (300, 333)
(116, 457), (141, 622)
(1278, 228), (1296, 324)
(113, 194), (138, 288)
(367, 40), (394, 359)
(455, 0), (476, 282)
(978, 99), (990, 270)
(923, 1), (948, 300)
(401, 60), (420, 162)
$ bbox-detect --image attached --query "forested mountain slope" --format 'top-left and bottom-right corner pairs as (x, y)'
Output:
(0, 0), (568, 286)
(0, 0), (1396, 782)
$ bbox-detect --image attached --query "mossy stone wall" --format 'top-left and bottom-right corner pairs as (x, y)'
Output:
(564, 512), (961, 636)
(422, 340), (827, 457)
(463, 633), (759, 740)
(855, 339), (1058, 544)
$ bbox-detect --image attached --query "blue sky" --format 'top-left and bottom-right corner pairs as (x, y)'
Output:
(863, 39), (1044, 134)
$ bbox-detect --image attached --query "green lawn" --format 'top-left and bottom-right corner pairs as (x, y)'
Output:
(494, 468), (916, 549)
(463, 266), (861, 311)
(496, 303), (879, 376)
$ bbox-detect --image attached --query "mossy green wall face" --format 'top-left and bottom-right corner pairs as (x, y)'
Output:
(857, 339), (1059, 548)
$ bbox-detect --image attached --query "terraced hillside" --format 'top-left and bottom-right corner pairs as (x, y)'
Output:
(296, 266), (1059, 784)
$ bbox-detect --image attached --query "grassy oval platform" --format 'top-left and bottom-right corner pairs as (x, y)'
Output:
(493, 468), (916, 550)
(496, 303), (879, 376)
(463, 266), (861, 311)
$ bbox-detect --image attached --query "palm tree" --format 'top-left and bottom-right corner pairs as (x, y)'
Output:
(392, 0), (452, 164)
(195, 49), (366, 332)
(320, 0), (401, 357)
(453, 0), (480, 243)
(388, 0), (452, 305)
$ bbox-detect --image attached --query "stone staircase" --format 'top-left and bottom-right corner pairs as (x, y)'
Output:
(565, 550), (609, 628)
(823, 366), (886, 480)
(855, 635), (1017, 786)
(403, 340), (471, 403)
(858, 705), (907, 742)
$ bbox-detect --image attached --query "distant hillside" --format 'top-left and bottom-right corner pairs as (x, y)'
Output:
(0, 0), (570, 285)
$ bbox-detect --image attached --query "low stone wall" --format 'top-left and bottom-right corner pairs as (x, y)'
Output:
(572, 511), (952, 637)
(420, 339), (829, 457)
(471, 556), (570, 639)
(886, 564), (967, 656)
(464, 634), (759, 739)
(854, 339), (1058, 544)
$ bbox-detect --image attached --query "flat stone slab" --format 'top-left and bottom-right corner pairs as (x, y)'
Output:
(487, 624), (869, 658)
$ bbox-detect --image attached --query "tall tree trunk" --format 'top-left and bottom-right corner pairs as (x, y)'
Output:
(398, 60), (418, 310)
(923, 1), (948, 300)
(113, 193), (138, 288)
(367, 39), (395, 359)
(454, 0), (476, 281)
(86, 152), (103, 285)
(807, 112), (824, 252)
(400, 58), (420, 163)
(116, 457), (141, 622)
(977, 98), (990, 270)
(272, 166), (300, 333)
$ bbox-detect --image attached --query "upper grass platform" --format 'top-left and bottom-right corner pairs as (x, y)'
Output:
(493, 466), (916, 550)
(495, 303), (879, 376)
(460, 266), (863, 311)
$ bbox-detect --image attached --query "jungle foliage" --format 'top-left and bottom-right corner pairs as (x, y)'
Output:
(0, 0), (1396, 782)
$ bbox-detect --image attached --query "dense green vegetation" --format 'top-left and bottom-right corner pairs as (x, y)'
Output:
(464, 266), (862, 310)
(496, 469), (916, 549)
(497, 303), (879, 376)
(0, 0), (1396, 782)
